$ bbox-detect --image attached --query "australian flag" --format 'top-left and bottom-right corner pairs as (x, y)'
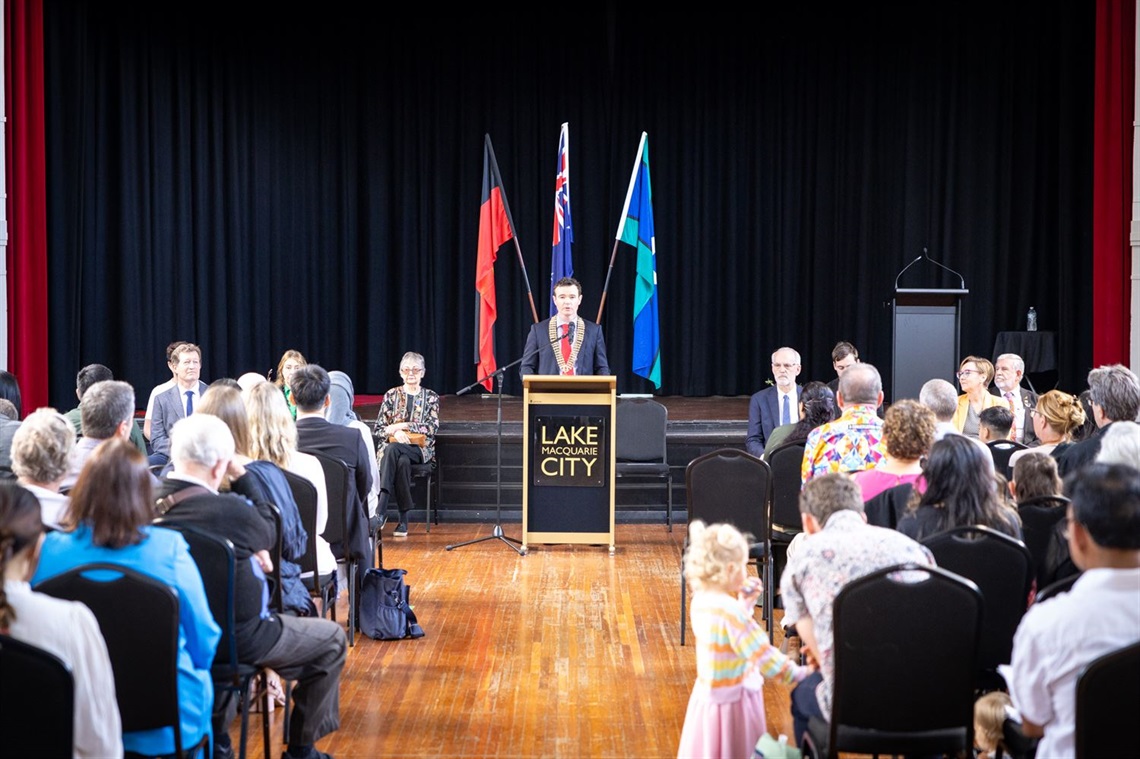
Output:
(549, 122), (573, 315)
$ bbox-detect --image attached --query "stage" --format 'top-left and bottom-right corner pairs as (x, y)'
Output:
(355, 394), (751, 525)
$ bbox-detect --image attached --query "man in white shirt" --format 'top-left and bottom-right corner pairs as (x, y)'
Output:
(1008, 463), (1140, 758)
(993, 353), (1038, 445)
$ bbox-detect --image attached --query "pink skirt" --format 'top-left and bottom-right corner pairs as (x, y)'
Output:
(676, 681), (767, 759)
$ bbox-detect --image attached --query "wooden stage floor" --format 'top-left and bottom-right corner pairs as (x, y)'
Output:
(228, 523), (796, 758)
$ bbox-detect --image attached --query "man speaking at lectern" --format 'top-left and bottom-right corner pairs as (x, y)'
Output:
(521, 277), (611, 376)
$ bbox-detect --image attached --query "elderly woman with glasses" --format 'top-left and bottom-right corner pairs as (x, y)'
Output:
(373, 352), (439, 538)
(950, 355), (1003, 437)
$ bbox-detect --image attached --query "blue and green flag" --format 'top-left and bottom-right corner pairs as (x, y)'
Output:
(616, 132), (660, 388)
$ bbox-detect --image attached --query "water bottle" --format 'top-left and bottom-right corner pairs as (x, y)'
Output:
(1027, 306), (1038, 332)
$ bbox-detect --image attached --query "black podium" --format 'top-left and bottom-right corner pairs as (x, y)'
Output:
(891, 288), (968, 402)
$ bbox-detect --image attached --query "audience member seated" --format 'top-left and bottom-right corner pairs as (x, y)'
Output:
(801, 362), (886, 484)
(896, 434), (1022, 542)
(762, 381), (836, 458)
(328, 370), (381, 523)
(373, 352), (440, 537)
(32, 438), (220, 757)
(0, 369), (23, 418)
(63, 380), (158, 491)
(64, 363), (147, 454)
(143, 340), (186, 442)
(781, 474), (935, 741)
(1010, 453), (1077, 591)
(0, 482), (123, 757)
(1008, 463), (1140, 758)
(10, 408), (75, 529)
(746, 347), (803, 456)
(1009, 389), (1086, 470)
(951, 355), (1003, 437)
(155, 414), (347, 759)
(1095, 420), (1140, 469)
(1058, 364), (1140, 476)
(275, 349), (307, 420)
(197, 385), (314, 617)
(973, 690), (1014, 759)
(978, 406), (1014, 444)
(852, 399), (935, 501)
(992, 353), (1039, 445)
(0, 396), (21, 470)
(149, 342), (208, 467)
(1070, 390), (1097, 442)
(292, 365), (373, 560)
(245, 381), (337, 581)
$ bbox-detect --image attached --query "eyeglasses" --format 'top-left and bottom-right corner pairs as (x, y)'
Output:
(772, 363), (799, 370)
(956, 369), (980, 378)
(1028, 408), (1043, 419)
(400, 367), (424, 375)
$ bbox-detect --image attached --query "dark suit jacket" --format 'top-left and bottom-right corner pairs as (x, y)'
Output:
(990, 385), (1039, 446)
(746, 384), (801, 457)
(520, 318), (611, 377)
(1057, 422), (1109, 478)
(150, 381), (209, 458)
(154, 476), (281, 661)
(295, 415), (372, 562)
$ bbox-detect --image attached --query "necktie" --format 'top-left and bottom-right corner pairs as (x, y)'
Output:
(1005, 391), (1017, 440)
(561, 324), (574, 375)
(781, 393), (790, 426)
(185, 390), (194, 417)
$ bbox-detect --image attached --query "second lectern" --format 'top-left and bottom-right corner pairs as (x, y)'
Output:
(522, 375), (616, 553)
(891, 288), (968, 402)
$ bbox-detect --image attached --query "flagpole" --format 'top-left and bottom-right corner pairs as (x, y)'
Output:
(484, 135), (540, 325)
(595, 238), (621, 322)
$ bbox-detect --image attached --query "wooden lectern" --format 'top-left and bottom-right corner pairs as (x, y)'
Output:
(521, 375), (617, 554)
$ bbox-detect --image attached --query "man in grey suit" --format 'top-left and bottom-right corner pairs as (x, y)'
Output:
(993, 353), (1038, 446)
(149, 341), (208, 465)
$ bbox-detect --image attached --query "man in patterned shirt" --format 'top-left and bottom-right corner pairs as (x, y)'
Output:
(801, 362), (886, 484)
(782, 473), (935, 742)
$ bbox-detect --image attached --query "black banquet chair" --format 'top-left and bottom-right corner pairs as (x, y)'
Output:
(0, 633), (74, 756)
(800, 563), (983, 759)
(682, 448), (773, 644)
(306, 450), (359, 645)
(281, 469), (337, 620)
(35, 562), (210, 759)
(988, 439), (1028, 479)
(615, 397), (673, 531)
(1075, 640), (1140, 759)
(153, 521), (273, 759)
(921, 525), (1034, 692)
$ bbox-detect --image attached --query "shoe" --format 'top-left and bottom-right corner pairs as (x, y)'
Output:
(393, 520), (409, 537)
(283, 747), (333, 759)
(368, 513), (387, 534)
(214, 743), (235, 759)
(783, 634), (802, 664)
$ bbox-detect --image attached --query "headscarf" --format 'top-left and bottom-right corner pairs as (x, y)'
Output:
(326, 370), (358, 426)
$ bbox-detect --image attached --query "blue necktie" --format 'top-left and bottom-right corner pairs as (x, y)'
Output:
(781, 393), (790, 426)
(185, 390), (194, 417)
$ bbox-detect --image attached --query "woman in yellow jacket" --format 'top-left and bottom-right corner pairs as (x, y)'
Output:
(951, 355), (1003, 437)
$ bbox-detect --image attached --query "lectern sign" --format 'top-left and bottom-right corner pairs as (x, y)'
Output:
(533, 415), (607, 486)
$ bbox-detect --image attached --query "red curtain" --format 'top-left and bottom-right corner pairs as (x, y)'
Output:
(4, 0), (48, 414)
(1093, 0), (1136, 366)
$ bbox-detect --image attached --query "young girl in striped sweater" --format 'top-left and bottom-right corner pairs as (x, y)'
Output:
(677, 521), (812, 759)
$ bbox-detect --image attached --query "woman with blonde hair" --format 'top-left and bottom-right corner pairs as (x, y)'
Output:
(198, 385), (314, 616)
(951, 356), (1003, 436)
(274, 349), (307, 420)
(1008, 389), (1087, 469)
(245, 380), (336, 579)
(10, 407), (75, 529)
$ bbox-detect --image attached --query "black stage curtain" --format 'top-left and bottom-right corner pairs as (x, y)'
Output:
(43, 3), (1094, 407)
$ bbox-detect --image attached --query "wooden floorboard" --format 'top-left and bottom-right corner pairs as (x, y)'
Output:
(229, 523), (796, 758)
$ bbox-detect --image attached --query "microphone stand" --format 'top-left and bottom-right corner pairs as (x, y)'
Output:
(447, 355), (526, 555)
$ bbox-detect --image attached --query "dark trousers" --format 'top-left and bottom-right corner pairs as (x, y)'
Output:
(378, 443), (422, 515)
(791, 671), (825, 746)
(214, 615), (347, 748)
